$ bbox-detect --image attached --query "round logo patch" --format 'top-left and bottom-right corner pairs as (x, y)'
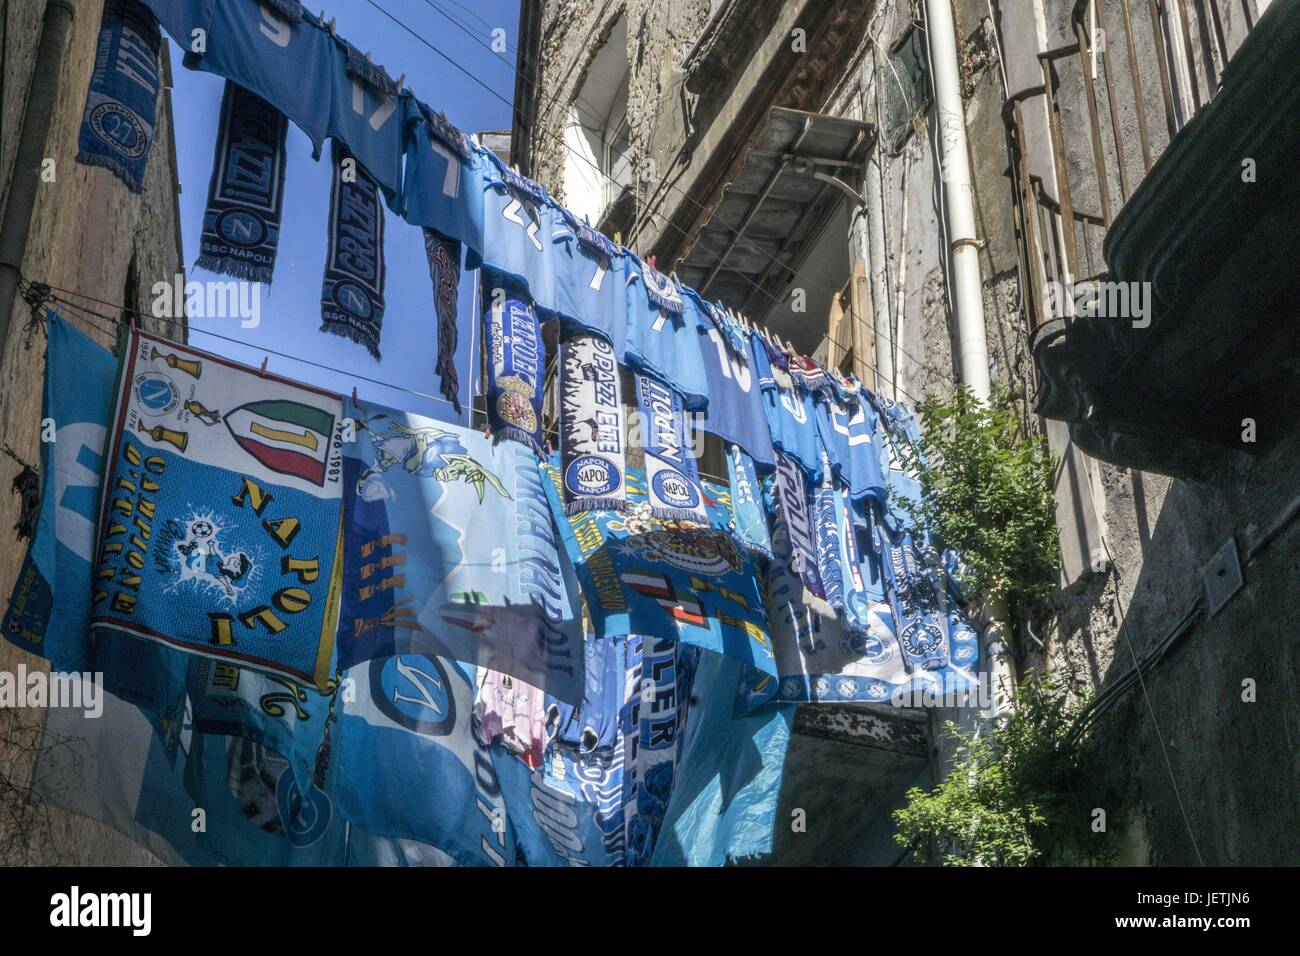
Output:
(332, 280), (374, 320)
(566, 455), (620, 497)
(276, 766), (333, 848)
(651, 470), (699, 510)
(216, 209), (267, 248)
(133, 372), (179, 416)
(89, 102), (147, 157)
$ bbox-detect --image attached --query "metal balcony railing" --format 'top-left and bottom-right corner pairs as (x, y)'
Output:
(1004, 0), (1262, 335)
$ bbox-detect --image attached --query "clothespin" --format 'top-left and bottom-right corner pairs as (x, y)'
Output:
(396, 73), (406, 93)
(259, 356), (269, 377)
(645, 254), (657, 270)
(351, 386), (359, 403)
(327, 17), (337, 35)
(613, 231), (623, 249)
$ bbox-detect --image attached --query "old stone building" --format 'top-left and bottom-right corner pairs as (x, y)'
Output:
(0, 0), (186, 864)
(512, 0), (1297, 864)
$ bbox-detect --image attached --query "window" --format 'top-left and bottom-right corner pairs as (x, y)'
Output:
(880, 22), (930, 155)
(562, 17), (631, 225)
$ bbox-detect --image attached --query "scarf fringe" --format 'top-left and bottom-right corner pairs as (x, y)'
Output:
(731, 531), (774, 563)
(565, 497), (628, 516)
(195, 254), (273, 285)
(644, 284), (683, 314)
(266, 0), (304, 22)
(75, 149), (144, 194)
(344, 42), (401, 97)
(492, 426), (544, 459)
(650, 506), (706, 524)
(319, 320), (381, 361)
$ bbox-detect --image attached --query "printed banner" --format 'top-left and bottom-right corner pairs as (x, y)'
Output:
(3, 314), (116, 673)
(340, 399), (584, 704)
(197, 81), (288, 283)
(543, 463), (776, 680)
(424, 228), (463, 414)
(560, 332), (628, 514)
(320, 142), (387, 358)
(90, 329), (345, 691)
(635, 373), (708, 524)
(484, 288), (546, 456)
(76, 0), (161, 193)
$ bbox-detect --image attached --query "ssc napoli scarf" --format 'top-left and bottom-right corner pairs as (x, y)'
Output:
(773, 449), (824, 602)
(635, 374), (708, 524)
(813, 460), (845, 613)
(75, 0), (162, 193)
(197, 81), (288, 283)
(726, 444), (773, 561)
(320, 142), (386, 358)
(875, 515), (950, 671)
(484, 291), (546, 456)
(424, 228), (462, 414)
(560, 332), (627, 514)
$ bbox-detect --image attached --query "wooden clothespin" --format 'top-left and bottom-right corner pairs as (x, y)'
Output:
(259, 356), (269, 377)
(327, 17), (337, 35)
(351, 386), (359, 403)
(395, 74), (406, 93)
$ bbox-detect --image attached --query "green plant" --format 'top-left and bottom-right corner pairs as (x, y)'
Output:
(892, 674), (1113, 866)
(896, 385), (1059, 613)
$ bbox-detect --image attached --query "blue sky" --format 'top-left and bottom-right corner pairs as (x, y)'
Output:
(168, 0), (520, 425)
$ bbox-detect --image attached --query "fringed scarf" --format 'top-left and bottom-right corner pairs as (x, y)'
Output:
(635, 374), (708, 524)
(773, 449), (824, 603)
(813, 458), (845, 614)
(726, 444), (773, 561)
(197, 81), (288, 284)
(483, 288), (545, 455)
(875, 511), (949, 671)
(560, 332), (627, 514)
(75, 0), (161, 193)
(639, 261), (683, 314)
(342, 39), (402, 98)
(424, 228), (462, 413)
(320, 142), (386, 358)
(265, 0), (304, 22)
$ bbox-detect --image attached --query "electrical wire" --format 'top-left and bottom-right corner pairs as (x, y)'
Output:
(360, 0), (957, 392)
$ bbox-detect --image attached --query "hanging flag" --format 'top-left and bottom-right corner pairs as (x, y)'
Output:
(76, 0), (161, 193)
(560, 332), (628, 514)
(725, 444), (772, 561)
(773, 449), (824, 601)
(90, 329), (345, 692)
(650, 652), (795, 867)
(542, 463), (775, 681)
(320, 142), (387, 358)
(424, 227), (463, 414)
(196, 81), (288, 283)
(341, 399), (584, 704)
(482, 283), (546, 456)
(635, 373), (709, 524)
(3, 314), (116, 673)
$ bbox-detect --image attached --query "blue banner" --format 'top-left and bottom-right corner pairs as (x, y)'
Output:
(340, 399), (584, 703)
(3, 314), (116, 673)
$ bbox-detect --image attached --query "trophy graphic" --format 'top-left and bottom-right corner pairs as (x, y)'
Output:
(149, 346), (202, 379)
(136, 419), (188, 452)
(184, 399), (222, 426)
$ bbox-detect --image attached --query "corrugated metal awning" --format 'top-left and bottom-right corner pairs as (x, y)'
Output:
(677, 107), (875, 318)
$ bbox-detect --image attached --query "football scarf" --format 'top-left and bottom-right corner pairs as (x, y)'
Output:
(813, 460), (845, 613)
(424, 228), (463, 414)
(725, 444), (773, 561)
(875, 519), (950, 672)
(2, 314), (116, 673)
(340, 399), (584, 704)
(320, 142), (387, 358)
(542, 462), (776, 681)
(483, 288), (546, 456)
(773, 449), (823, 600)
(90, 329), (345, 692)
(560, 332), (628, 514)
(197, 81), (288, 283)
(635, 374), (709, 524)
(75, 0), (161, 193)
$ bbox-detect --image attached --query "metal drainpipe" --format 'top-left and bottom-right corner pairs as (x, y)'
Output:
(0, 0), (76, 366)
(922, 0), (990, 401)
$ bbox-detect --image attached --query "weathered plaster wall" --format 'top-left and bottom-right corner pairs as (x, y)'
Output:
(0, 0), (185, 865)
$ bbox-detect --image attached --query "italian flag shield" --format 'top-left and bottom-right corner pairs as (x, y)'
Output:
(224, 399), (335, 486)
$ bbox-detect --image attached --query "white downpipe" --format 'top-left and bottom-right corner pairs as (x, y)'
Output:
(923, 0), (990, 401)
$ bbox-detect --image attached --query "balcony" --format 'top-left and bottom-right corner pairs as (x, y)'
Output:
(1004, 0), (1300, 478)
